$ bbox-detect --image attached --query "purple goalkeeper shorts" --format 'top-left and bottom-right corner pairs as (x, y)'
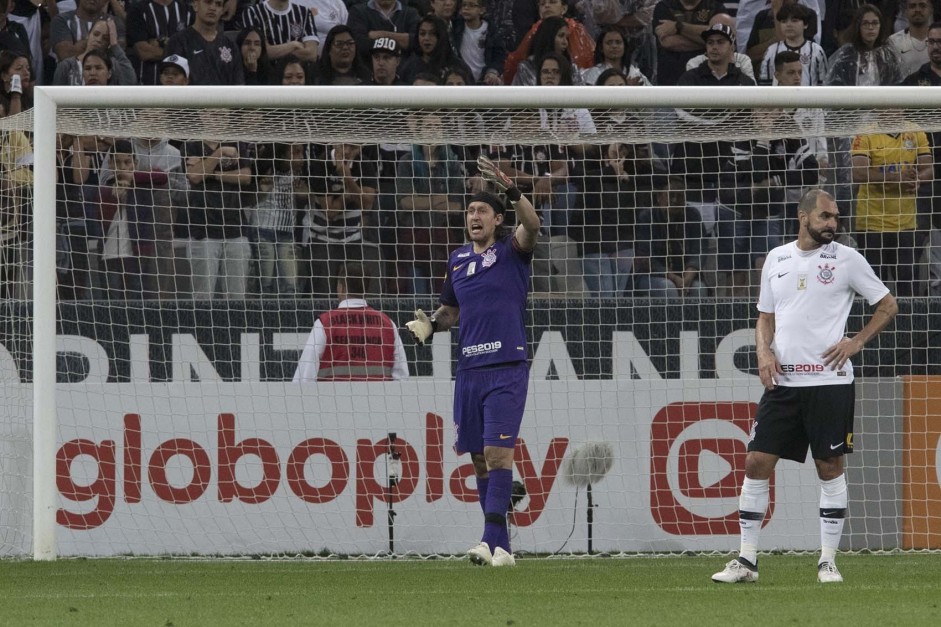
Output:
(453, 362), (529, 455)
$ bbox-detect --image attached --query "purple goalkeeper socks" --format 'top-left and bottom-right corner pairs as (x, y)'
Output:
(476, 476), (489, 514)
(481, 468), (512, 552)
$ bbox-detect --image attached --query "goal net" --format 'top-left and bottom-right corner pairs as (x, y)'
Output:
(1, 85), (940, 559)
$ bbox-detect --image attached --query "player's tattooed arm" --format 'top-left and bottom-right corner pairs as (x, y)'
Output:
(405, 305), (459, 345)
(431, 305), (460, 332)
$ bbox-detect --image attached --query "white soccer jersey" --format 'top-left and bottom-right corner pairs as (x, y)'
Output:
(757, 241), (889, 387)
(759, 40), (829, 86)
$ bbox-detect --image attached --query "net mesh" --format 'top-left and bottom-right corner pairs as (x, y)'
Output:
(8, 105), (941, 144)
(0, 92), (940, 558)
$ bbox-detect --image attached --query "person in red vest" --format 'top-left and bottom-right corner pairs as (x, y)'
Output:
(293, 262), (409, 382)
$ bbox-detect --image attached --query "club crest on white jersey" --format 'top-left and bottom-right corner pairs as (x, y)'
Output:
(817, 263), (836, 285)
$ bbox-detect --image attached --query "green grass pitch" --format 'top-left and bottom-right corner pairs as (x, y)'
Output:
(1, 553), (939, 626)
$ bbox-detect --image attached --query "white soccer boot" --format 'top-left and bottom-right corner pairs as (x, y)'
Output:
(711, 557), (759, 583)
(491, 547), (516, 567)
(467, 542), (492, 566)
(817, 561), (843, 583)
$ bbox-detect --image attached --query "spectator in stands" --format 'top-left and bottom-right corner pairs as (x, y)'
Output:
(236, 26), (272, 85)
(485, 0), (524, 55)
(633, 174), (708, 298)
(535, 52), (596, 138)
(90, 139), (168, 301)
(66, 133), (112, 191)
(758, 3), (828, 85)
(126, 0), (194, 85)
(237, 0), (319, 63)
(584, 0), (660, 40)
(443, 64), (486, 173)
(570, 69), (653, 298)
(61, 131), (113, 271)
(582, 24), (651, 85)
(399, 15), (471, 84)
(395, 111), (467, 294)
(302, 0), (347, 50)
(0, 0), (31, 59)
(0, 98), (32, 300)
(902, 21), (941, 295)
(303, 142), (382, 297)
(0, 49), (31, 114)
(717, 105), (821, 296)
(181, 134), (253, 300)
(57, 133), (98, 300)
(166, 0), (244, 85)
(590, 67), (659, 169)
(686, 13), (756, 79)
(822, 0), (900, 56)
(347, 0), (420, 56)
(888, 0), (933, 78)
(851, 120), (932, 296)
(443, 63), (475, 85)
(628, 1), (664, 80)
(652, 0), (721, 85)
(510, 16), (583, 85)
(126, 130), (186, 299)
(826, 3), (902, 86)
(826, 4), (902, 218)
(158, 53), (189, 84)
(59, 131), (113, 300)
(50, 0), (126, 66)
(368, 58), (418, 293)
(744, 0), (819, 67)
(293, 262), (409, 382)
(249, 142), (304, 295)
(314, 25), (367, 85)
(54, 19), (136, 85)
(369, 36), (403, 85)
(79, 48), (124, 86)
(429, 0), (459, 24)
(7, 0), (54, 85)
(505, 0), (594, 83)
(491, 64), (587, 295)
(772, 50), (828, 212)
(453, 0), (505, 84)
(673, 23), (754, 254)
(276, 54), (310, 84)
(581, 0), (659, 77)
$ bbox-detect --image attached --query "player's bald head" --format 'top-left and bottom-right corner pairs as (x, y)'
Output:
(798, 188), (835, 217)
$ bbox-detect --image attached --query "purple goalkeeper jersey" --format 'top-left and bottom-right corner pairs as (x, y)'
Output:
(440, 234), (532, 371)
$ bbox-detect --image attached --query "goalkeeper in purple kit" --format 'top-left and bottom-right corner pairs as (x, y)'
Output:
(406, 156), (541, 567)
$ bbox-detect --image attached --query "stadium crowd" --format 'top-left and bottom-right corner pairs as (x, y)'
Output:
(1, 0), (941, 300)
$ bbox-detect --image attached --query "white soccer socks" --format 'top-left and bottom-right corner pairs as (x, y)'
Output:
(738, 477), (770, 566)
(819, 474), (847, 565)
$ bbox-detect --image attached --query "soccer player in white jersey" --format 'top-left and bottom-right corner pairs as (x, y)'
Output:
(712, 189), (898, 585)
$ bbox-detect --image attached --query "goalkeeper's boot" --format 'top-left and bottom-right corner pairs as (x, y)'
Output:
(467, 542), (493, 566)
(711, 557), (758, 583)
(491, 547), (516, 568)
(817, 561), (843, 583)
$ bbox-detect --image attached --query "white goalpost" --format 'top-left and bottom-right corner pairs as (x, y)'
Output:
(6, 85), (941, 560)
